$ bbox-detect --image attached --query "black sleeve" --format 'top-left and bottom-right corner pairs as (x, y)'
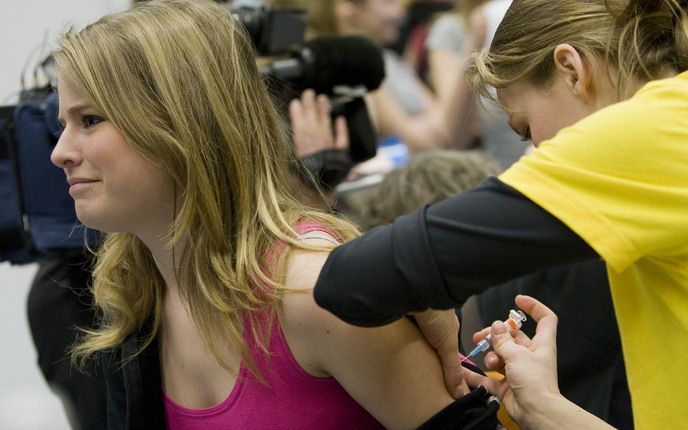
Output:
(315, 177), (598, 326)
(416, 362), (500, 430)
(416, 386), (499, 430)
(103, 331), (166, 430)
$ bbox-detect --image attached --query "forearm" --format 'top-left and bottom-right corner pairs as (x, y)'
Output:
(523, 395), (615, 430)
(424, 179), (598, 302)
(314, 178), (598, 326)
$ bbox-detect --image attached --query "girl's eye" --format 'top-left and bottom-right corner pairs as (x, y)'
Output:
(521, 126), (532, 142)
(81, 115), (104, 128)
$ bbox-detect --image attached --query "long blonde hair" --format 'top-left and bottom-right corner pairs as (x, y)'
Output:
(467, 0), (688, 101)
(56, 0), (358, 370)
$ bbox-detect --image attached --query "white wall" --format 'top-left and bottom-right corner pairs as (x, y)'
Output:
(0, 1), (130, 103)
(0, 2), (129, 428)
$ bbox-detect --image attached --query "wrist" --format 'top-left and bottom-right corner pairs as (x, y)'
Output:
(522, 394), (612, 430)
(520, 392), (567, 430)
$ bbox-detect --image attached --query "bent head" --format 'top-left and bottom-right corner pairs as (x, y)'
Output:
(51, 0), (291, 244)
(467, 0), (688, 145)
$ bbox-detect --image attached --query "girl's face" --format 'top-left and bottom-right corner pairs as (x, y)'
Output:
(51, 78), (175, 238)
(497, 74), (598, 147)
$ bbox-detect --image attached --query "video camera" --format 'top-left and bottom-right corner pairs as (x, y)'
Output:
(224, 4), (386, 187)
(227, 5), (306, 57)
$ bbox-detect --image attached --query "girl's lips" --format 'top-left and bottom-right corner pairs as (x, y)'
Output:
(67, 178), (99, 195)
(67, 177), (98, 186)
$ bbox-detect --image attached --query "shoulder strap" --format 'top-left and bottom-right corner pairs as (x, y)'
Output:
(297, 230), (340, 245)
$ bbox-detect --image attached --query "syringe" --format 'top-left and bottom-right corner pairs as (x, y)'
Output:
(462, 309), (527, 363)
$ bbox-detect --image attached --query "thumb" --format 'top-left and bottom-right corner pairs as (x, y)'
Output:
(490, 320), (519, 359)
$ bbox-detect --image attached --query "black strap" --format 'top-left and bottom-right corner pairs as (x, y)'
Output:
(416, 387), (500, 430)
(103, 329), (166, 430)
(417, 362), (500, 430)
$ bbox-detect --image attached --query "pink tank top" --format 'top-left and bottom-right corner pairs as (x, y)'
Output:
(164, 222), (384, 429)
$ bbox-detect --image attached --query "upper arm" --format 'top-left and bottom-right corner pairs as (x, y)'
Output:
(318, 314), (456, 429)
(280, 242), (455, 430)
(313, 178), (598, 327)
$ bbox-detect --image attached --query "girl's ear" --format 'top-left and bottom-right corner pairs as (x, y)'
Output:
(553, 44), (594, 103)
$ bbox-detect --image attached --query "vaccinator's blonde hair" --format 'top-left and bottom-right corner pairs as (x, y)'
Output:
(467, 0), (688, 101)
(56, 0), (358, 370)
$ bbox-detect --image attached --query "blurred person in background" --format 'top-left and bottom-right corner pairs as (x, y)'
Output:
(307, 0), (484, 153)
(426, 0), (529, 168)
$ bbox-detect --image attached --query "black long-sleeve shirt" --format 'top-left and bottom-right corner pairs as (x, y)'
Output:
(315, 177), (598, 326)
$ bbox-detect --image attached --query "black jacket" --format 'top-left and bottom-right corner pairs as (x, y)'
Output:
(102, 328), (166, 430)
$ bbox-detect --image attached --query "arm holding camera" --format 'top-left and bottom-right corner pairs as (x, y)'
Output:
(288, 89), (352, 210)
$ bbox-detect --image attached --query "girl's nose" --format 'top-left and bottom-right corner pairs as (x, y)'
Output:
(50, 130), (81, 168)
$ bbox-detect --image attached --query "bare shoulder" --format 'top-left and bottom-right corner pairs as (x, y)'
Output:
(278, 239), (455, 429)
(277, 237), (347, 376)
(281, 236), (334, 293)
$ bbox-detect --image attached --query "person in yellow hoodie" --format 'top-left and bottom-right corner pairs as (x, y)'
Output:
(314, 1), (688, 428)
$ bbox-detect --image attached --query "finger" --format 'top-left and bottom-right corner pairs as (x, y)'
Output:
(301, 89), (317, 123)
(288, 98), (303, 128)
(301, 88), (316, 102)
(488, 320), (523, 362)
(463, 367), (499, 395)
(473, 321), (530, 348)
(514, 295), (553, 322)
(333, 116), (349, 150)
(472, 326), (491, 344)
(316, 94), (332, 129)
(514, 295), (558, 342)
(431, 331), (465, 398)
(436, 323), (466, 399)
(414, 310), (466, 398)
(442, 349), (467, 399)
(510, 329), (532, 347)
(483, 351), (504, 372)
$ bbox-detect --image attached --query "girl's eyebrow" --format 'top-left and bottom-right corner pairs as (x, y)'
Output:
(57, 103), (92, 125)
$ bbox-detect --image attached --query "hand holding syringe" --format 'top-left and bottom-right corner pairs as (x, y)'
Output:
(462, 309), (527, 363)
